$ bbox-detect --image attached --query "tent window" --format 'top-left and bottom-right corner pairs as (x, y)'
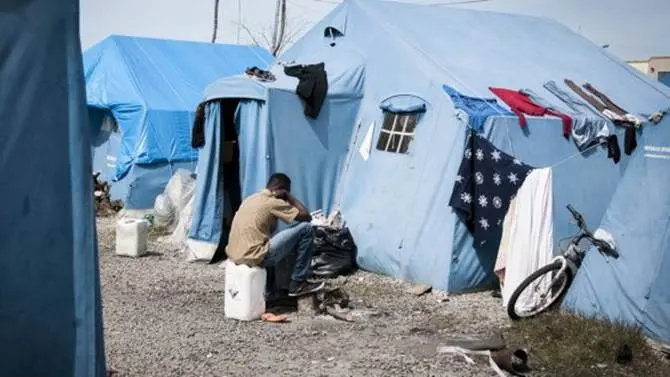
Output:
(376, 112), (418, 154)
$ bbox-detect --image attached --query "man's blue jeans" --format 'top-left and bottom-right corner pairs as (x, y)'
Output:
(262, 222), (315, 285)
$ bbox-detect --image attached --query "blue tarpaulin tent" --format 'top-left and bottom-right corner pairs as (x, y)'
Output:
(0, 1), (105, 376)
(276, 0), (670, 293)
(186, 48), (364, 259)
(188, 0), (670, 342)
(563, 120), (670, 343)
(85, 35), (273, 209)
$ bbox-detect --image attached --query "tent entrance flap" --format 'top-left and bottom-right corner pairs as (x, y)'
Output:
(211, 99), (242, 264)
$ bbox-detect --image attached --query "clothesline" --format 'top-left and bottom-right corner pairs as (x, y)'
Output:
(549, 140), (603, 168)
(464, 126), (605, 170)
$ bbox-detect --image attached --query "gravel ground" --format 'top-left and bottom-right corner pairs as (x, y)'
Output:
(99, 217), (509, 377)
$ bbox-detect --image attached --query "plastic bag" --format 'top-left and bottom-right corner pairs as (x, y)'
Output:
(165, 169), (196, 215)
(310, 226), (357, 278)
(169, 195), (195, 246)
(153, 194), (174, 229)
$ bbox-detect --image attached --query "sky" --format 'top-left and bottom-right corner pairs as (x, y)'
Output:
(80, 0), (669, 61)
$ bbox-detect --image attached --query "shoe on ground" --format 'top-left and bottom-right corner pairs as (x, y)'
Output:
(288, 281), (325, 297)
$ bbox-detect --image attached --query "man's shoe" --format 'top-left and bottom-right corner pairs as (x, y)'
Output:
(288, 281), (325, 297)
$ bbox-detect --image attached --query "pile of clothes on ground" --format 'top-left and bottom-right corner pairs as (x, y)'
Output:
(93, 172), (123, 216)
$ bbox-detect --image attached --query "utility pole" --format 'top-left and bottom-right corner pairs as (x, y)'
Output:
(236, 0), (242, 44)
(211, 0), (220, 43)
(270, 0), (287, 56)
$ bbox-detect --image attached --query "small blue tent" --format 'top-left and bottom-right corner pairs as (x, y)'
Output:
(187, 49), (364, 259)
(84, 35), (273, 209)
(0, 1), (105, 376)
(563, 120), (670, 343)
(277, 0), (670, 293)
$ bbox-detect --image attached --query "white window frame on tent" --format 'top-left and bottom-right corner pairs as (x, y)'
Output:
(376, 112), (418, 154)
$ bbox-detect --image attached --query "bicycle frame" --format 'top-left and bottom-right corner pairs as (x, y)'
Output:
(547, 232), (592, 288)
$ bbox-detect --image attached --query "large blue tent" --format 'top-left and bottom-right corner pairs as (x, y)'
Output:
(0, 1), (105, 376)
(85, 35), (273, 209)
(278, 0), (670, 293)
(188, 0), (670, 343)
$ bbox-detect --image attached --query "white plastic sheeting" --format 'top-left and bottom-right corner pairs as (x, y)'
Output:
(495, 168), (555, 310)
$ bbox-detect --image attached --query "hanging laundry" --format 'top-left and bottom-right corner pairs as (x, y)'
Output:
(284, 62), (328, 119)
(646, 108), (668, 124)
(582, 83), (626, 115)
(495, 167), (554, 309)
(565, 79), (642, 154)
(624, 128), (637, 155)
(442, 85), (513, 132)
(542, 81), (611, 151)
(564, 79), (642, 127)
(564, 79), (609, 113)
(606, 134), (622, 164)
(583, 83), (645, 127)
(449, 131), (534, 251)
(489, 87), (572, 138)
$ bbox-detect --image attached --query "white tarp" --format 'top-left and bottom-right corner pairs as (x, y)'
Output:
(495, 167), (554, 310)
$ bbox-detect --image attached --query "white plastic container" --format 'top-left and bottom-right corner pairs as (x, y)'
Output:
(115, 218), (149, 257)
(224, 260), (267, 321)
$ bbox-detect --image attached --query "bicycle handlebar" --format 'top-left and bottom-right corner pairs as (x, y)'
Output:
(566, 204), (586, 230)
(567, 204), (620, 259)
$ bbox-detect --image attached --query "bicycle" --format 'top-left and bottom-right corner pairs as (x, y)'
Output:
(507, 204), (620, 320)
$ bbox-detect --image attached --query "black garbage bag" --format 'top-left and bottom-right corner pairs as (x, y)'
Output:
(310, 226), (357, 278)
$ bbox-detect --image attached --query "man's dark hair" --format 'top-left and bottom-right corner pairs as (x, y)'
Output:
(266, 173), (291, 190)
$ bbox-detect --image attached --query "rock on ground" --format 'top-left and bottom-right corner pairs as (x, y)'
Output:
(98, 218), (508, 377)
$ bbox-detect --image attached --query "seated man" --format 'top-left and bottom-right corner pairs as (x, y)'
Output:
(226, 173), (325, 297)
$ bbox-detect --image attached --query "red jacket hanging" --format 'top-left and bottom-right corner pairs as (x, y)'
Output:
(489, 87), (572, 138)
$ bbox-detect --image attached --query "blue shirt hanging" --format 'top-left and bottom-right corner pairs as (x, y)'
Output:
(442, 84), (513, 132)
(449, 132), (534, 251)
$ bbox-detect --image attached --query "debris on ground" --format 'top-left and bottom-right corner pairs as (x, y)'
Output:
(297, 287), (355, 322)
(504, 311), (670, 377)
(94, 172), (123, 216)
(436, 344), (529, 377)
(406, 284), (432, 297)
(615, 344), (633, 364)
(442, 333), (507, 351)
(646, 338), (670, 359)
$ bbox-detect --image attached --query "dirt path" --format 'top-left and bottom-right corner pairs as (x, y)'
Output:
(99, 218), (507, 377)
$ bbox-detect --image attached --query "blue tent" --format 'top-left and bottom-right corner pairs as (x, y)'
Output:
(189, 0), (670, 312)
(85, 35), (273, 209)
(0, 1), (105, 376)
(562, 120), (670, 343)
(187, 48), (364, 259)
(275, 0), (670, 293)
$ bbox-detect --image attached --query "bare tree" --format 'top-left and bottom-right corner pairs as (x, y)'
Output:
(234, 0), (308, 56)
(236, 18), (308, 56)
(211, 0), (220, 43)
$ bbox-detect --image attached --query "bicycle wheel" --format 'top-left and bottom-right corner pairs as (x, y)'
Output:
(507, 260), (573, 320)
